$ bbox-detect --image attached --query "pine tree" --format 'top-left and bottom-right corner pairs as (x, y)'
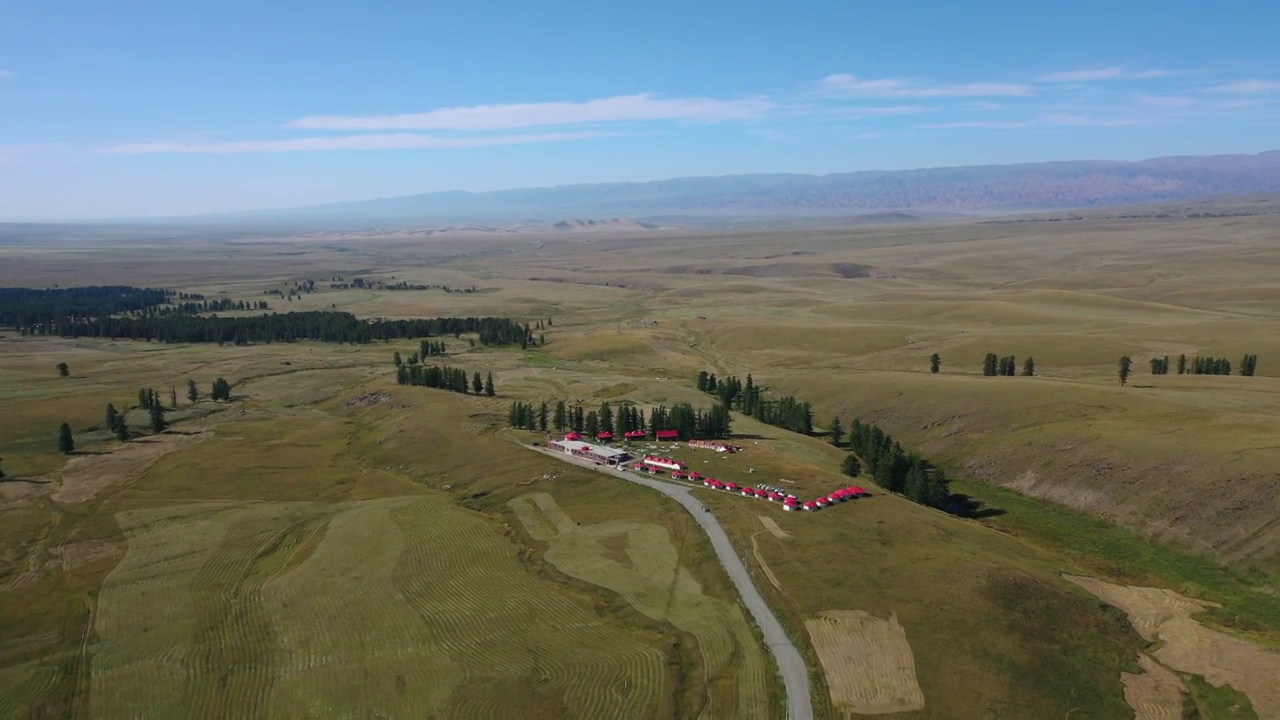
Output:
(56, 362), (69, 377)
(170, 387), (178, 409)
(584, 411), (599, 437)
(929, 354), (941, 374)
(393, 351), (403, 366)
(187, 379), (199, 403)
(1119, 356), (1132, 387)
(138, 388), (150, 409)
(1022, 357), (1035, 376)
(471, 372), (483, 395)
(982, 353), (998, 377)
(58, 423), (75, 454)
(600, 402), (614, 434)
(553, 401), (567, 432)
(105, 403), (119, 432)
(828, 416), (844, 446)
(115, 418), (129, 442)
(1177, 353), (1187, 375)
(538, 402), (548, 432)
(150, 405), (167, 433)
(840, 454), (861, 477)
(697, 371), (709, 392)
(485, 372), (495, 397)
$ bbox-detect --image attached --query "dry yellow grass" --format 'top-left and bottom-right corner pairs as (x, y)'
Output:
(1066, 575), (1280, 717)
(804, 610), (924, 716)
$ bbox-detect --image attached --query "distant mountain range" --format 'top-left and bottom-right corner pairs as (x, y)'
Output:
(201, 152), (1280, 225)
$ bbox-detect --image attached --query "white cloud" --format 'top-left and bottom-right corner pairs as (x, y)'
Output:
(816, 74), (1032, 98)
(1210, 80), (1280, 94)
(917, 120), (1032, 129)
(287, 93), (771, 131)
(0, 70), (14, 79)
(1039, 67), (1175, 83)
(100, 131), (617, 154)
(828, 104), (939, 118)
(918, 114), (1140, 129)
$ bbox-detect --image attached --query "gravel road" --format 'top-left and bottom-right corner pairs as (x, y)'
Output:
(534, 448), (814, 720)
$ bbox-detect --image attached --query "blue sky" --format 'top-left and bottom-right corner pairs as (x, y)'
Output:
(2, 0), (1278, 219)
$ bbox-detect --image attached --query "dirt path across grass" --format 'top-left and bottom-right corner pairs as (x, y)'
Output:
(1066, 575), (1280, 718)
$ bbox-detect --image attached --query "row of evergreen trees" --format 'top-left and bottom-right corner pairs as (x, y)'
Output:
(697, 372), (812, 435)
(14, 309), (530, 347)
(0, 286), (171, 328)
(419, 340), (448, 357)
(155, 299), (270, 316)
(982, 353), (1034, 377)
(1147, 353), (1260, 377)
(396, 364), (495, 396)
(842, 419), (952, 510)
(529, 400), (733, 440)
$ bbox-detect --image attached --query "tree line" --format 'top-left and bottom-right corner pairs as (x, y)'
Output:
(982, 353), (1035, 377)
(697, 371), (812, 435)
(54, 376), (234, 456)
(396, 363), (495, 396)
(514, 399), (732, 440)
(19, 310), (531, 346)
(1145, 353), (1260, 378)
(0, 286), (171, 328)
(840, 419), (952, 510)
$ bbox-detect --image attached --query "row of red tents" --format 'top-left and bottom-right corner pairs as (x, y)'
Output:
(563, 430), (679, 442)
(669, 471), (865, 511)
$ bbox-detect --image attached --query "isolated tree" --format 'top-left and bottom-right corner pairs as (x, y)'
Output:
(114, 418), (129, 442)
(0, 456), (5, 480)
(187, 379), (199, 403)
(1240, 353), (1259, 377)
(56, 362), (69, 378)
(697, 371), (710, 392)
(828, 416), (844, 446)
(1177, 353), (1188, 375)
(929, 354), (941, 374)
(982, 353), (998, 377)
(471, 371), (483, 395)
(170, 387), (178, 409)
(149, 405), (167, 433)
(1118, 356), (1132, 387)
(1021, 357), (1035, 376)
(105, 403), (119, 432)
(58, 423), (75, 454)
(393, 351), (403, 367)
(485, 372), (495, 397)
(538, 402), (548, 432)
(840, 454), (861, 478)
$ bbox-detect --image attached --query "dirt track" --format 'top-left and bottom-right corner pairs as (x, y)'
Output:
(534, 447), (813, 720)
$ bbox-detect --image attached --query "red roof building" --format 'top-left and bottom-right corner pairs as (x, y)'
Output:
(563, 432), (582, 441)
(768, 492), (784, 502)
(623, 430), (647, 440)
(802, 501), (818, 511)
(655, 430), (680, 440)
(724, 482), (739, 491)
(596, 431), (613, 441)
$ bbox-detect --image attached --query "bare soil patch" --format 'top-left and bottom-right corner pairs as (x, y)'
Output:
(55, 539), (126, 571)
(0, 477), (54, 505)
(1066, 575), (1280, 718)
(54, 432), (208, 504)
(1122, 653), (1186, 720)
(758, 515), (790, 539)
(805, 610), (925, 715)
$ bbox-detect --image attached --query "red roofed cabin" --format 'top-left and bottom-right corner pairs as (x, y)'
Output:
(596, 431), (613, 442)
(563, 432), (582, 441)
(655, 430), (680, 441)
(623, 430), (647, 441)
(642, 455), (686, 471)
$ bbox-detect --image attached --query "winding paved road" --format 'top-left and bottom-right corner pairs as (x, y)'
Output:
(533, 447), (814, 720)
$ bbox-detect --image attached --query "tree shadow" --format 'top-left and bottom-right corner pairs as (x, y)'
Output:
(70, 449), (111, 456)
(947, 492), (1007, 519)
(0, 477), (52, 486)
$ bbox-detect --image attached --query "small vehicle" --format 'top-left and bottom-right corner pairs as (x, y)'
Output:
(701, 506), (710, 512)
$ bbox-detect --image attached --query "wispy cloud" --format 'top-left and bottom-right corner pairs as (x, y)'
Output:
(1209, 80), (1280, 94)
(816, 74), (1032, 98)
(101, 131), (618, 155)
(288, 93), (770, 131)
(918, 114), (1141, 129)
(1038, 67), (1176, 83)
(827, 104), (939, 118)
(0, 70), (14, 79)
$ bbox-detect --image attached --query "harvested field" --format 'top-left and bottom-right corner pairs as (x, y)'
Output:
(1066, 575), (1280, 718)
(510, 492), (771, 719)
(1123, 653), (1186, 720)
(91, 495), (672, 719)
(54, 432), (208, 504)
(804, 610), (924, 716)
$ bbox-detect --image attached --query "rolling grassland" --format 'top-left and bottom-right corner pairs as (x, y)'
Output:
(3, 209), (1280, 717)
